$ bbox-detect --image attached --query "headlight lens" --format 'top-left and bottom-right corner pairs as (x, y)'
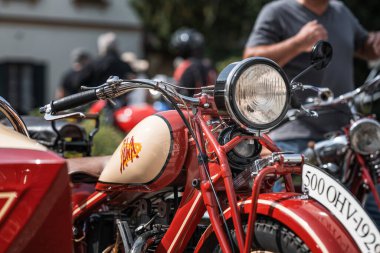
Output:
(214, 57), (289, 132)
(350, 118), (380, 155)
(234, 64), (288, 126)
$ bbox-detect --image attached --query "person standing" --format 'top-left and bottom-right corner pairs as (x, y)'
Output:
(244, 0), (380, 227)
(244, 0), (380, 152)
(92, 32), (135, 86)
(170, 28), (217, 96)
(56, 48), (93, 98)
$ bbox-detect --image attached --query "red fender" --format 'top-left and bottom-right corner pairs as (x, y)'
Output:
(195, 192), (360, 253)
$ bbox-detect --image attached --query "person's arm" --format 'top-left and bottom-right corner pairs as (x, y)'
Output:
(356, 31), (380, 60)
(244, 20), (328, 67)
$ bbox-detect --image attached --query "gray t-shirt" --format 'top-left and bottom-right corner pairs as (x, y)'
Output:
(246, 0), (368, 141)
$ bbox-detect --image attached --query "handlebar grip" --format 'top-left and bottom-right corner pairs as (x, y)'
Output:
(44, 90), (98, 114)
(290, 95), (301, 109)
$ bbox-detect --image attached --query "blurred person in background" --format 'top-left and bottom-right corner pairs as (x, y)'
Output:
(244, 0), (380, 227)
(121, 51), (151, 106)
(243, 0), (380, 153)
(56, 48), (93, 98)
(92, 32), (135, 86)
(170, 28), (217, 96)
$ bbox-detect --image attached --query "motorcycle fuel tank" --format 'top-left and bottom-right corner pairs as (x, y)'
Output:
(97, 110), (188, 192)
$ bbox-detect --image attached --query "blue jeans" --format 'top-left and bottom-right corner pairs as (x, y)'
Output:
(275, 139), (310, 153)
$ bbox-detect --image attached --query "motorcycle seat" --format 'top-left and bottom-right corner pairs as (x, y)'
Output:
(67, 156), (111, 183)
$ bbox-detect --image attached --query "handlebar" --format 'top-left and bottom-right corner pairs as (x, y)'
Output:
(302, 75), (380, 111)
(40, 78), (201, 117)
(40, 89), (97, 114)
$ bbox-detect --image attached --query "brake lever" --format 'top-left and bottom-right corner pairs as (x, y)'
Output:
(299, 105), (318, 117)
(44, 111), (85, 121)
(287, 105), (318, 121)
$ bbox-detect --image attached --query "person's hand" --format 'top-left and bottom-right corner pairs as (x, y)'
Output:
(295, 20), (328, 52)
(367, 31), (380, 56)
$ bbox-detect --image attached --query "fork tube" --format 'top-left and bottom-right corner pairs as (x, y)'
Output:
(193, 118), (232, 253)
(284, 174), (295, 192)
(356, 154), (380, 209)
(196, 115), (245, 252)
(260, 134), (295, 192)
(260, 133), (281, 152)
(244, 166), (276, 253)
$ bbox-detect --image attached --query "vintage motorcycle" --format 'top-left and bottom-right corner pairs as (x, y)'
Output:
(1, 41), (379, 253)
(303, 74), (380, 210)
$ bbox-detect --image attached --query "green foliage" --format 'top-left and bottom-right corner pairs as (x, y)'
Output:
(81, 115), (125, 156)
(345, 0), (380, 85)
(130, 0), (270, 62)
(131, 0), (380, 84)
(215, 55), (242, 73)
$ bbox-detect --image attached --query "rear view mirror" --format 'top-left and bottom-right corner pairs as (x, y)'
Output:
(311, 41), (333, 70)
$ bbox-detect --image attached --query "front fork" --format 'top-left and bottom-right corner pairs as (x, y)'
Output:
(196, 113), (304, 252)
(244, 153), (303, 253)
(356, 154), (380, 209)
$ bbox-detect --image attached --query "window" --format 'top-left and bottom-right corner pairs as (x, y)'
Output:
(0, 61), (45, 115)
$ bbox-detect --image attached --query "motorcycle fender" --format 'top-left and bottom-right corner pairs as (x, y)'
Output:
(195, 192), (360, 253)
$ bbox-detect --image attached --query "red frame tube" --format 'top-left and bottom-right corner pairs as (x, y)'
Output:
(244, 163), (302, 253)
(196, 114), (245, 252)
(72, 191), (108, 221)
(356, 154), (380, 209)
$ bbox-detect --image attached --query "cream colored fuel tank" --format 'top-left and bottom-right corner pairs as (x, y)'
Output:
(0, 124), (46, 151)
(98, 114), (176, 187)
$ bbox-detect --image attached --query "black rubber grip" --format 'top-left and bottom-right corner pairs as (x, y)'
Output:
(50, 89), (98, 113)
(290, 95), (301, 109)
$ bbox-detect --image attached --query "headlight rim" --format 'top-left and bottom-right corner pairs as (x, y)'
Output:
(349, 118), (380, 155)
(224, 57), (290, 132)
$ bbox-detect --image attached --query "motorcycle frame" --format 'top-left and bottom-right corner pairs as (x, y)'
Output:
(337, 123), (380, 210)
(351, 151), (380, 209)
(72, 94), (359, 253)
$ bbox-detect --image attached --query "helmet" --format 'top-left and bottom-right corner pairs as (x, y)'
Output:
(170, 28), (204, 58)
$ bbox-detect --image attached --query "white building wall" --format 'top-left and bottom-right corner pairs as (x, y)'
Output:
(0, 0), (142, 104)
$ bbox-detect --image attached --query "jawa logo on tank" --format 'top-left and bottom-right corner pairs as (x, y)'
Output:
(120, 136), (142, 173)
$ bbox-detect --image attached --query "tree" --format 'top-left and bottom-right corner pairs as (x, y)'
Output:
(130, 0), (270, 73)
(131, 0), (380, 82)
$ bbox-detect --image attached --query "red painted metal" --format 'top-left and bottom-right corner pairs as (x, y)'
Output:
(356, 154), (380, 209)
(0, 148), (72, 253)
(193, 118), (232, 253)
(196, 114), (245, 252)
(194, 192), (360, 253)
(72, 191), (108, 221)
(245, 166), (275, 253)
(245, 163), (303, 252)
(156, 146), (205, 253)
(260, 133), (281, 152)
(114, 104), (156, 133)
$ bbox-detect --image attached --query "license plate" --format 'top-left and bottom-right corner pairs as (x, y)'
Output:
(302, 164), (380, 253)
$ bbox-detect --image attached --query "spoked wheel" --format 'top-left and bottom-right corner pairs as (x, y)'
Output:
(202, 216), (310, 253)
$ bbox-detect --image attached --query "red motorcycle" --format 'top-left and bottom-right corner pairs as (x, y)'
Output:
(304, 75), (380, 211)
(1, 41), (379, 253)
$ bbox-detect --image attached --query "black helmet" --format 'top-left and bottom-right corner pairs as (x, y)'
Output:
(170, 28), (204, 59)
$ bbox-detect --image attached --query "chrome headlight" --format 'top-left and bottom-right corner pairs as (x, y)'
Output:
(350, 118), (380, 155)
(214, 57), (290, 132)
